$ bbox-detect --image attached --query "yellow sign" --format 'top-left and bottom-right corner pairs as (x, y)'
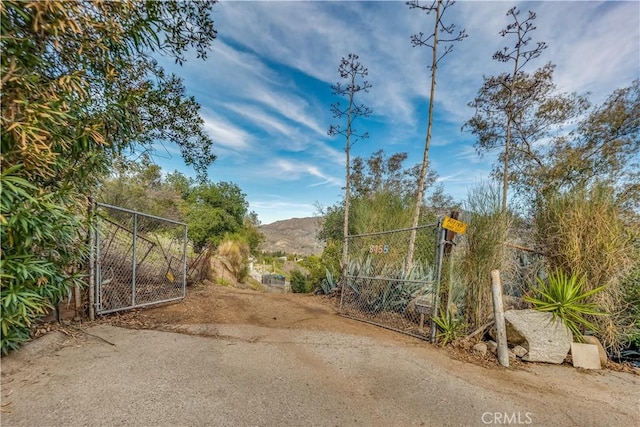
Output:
(166, 270), (175, 283)
(442, 216), (467, 235)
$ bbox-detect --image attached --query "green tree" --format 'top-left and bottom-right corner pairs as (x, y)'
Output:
(318, 150), (449, 243)
(186, 182), (250, 252)
(1, 0), (218, 353)
(537, 81), (640, 212)
(406, 0), (467, 269)
(328, 54), (373, 277)
(465, 64), (589, 211)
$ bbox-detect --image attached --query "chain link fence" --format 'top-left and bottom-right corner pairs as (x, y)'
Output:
(94, 203), (187, 314)
(340, 224), (442, 340)
(501, 243), (547, 299)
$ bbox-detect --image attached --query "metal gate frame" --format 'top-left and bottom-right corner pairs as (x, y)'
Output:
(339, 218), (453, 342)
(91, 203), (187, 315)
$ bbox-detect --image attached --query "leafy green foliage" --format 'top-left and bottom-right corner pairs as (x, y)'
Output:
(1, 0), (218, 353)
(290, 269), (310, 293)
(99, 162), (262, 255)
(525, 269), (607, 341)
(318, 150), (450, 244)
(186, 182), (251, 252)
(432, 309), (465, 347)
(1, 167), (87, 354)
(537, 81), (639, 212)
(298, 255), (336, 293)
(465, 63), (589, 209)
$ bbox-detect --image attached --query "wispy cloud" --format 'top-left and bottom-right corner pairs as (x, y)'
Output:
(201, 111), (253, 152)
(160, 1), (638, 223)
(279, 159), (343, 187)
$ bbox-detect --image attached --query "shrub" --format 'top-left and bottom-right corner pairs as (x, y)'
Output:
(1, 167), (87, 354)
(290, 269), (309, 293)
(535, 183), (638, 351)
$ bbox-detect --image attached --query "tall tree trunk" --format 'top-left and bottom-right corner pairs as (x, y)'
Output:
(406, 0), (441, 272)
(341, 76), (356, 276)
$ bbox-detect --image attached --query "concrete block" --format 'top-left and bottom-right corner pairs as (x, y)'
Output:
(571, 343), (602, 370)
(582, 335), (608, 366)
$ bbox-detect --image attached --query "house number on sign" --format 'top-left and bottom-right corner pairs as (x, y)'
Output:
(369, 244), (389, 254)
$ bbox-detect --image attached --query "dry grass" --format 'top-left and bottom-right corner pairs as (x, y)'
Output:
(217, 239), (250, 282)
(535, 184), (639, 352)
(460, 183), (512, 331)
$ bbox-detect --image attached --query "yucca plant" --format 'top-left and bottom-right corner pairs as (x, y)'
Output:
(432, 308), (464, 346)
(524, 269), (608, 341)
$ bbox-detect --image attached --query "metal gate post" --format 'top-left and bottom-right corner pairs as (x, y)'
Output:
(89, 201), (96, 321)
(182, 223), (188, 298)
(430, 218), (446, 342)
(132, 212), (137, 306)
(95, 214), (102, 315)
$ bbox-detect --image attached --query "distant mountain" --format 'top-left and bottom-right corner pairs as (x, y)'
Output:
(259, 217), (325, 256)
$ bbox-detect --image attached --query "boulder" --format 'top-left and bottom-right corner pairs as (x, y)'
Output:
(503, 309), (572, 364)
(582, 335), (608, 366)
(486, 340), (498, 354)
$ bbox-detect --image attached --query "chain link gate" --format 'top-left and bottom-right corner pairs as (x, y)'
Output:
(93, 203), (187, 315)
(339, 221), (452, 341)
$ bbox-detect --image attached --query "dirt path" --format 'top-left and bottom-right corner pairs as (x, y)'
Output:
(1, 284), (639, 426)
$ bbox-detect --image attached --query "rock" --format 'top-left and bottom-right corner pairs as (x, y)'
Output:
(512, 345), (528, 358)
(503, 309), (572, 364)
(486, 340), (498, 354)
(472, 342), (488, 357)
(571, 343), (602, 370)
(582, 335), (607, 366)
(489, 322), (527, 346)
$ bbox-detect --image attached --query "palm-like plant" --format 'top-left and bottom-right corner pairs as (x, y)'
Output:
(432, 309), (464, 346)
(524, 269), (607, 341)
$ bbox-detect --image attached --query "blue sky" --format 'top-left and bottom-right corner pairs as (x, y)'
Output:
(154, 1), (640, 225)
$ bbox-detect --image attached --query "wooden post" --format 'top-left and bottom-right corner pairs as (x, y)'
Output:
(491, 269), (509, 367)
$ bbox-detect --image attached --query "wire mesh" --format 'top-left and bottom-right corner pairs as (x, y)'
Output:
(501, 243), (547, 301)
(340, 224), (440, 340)
(94, 203), (187, 314)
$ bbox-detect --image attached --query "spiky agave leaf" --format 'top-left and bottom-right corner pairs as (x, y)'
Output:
(525, 269), (608, 341)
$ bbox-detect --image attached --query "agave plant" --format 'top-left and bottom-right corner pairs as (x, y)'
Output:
(318, 268), (338, 295)
(432, 308), (464, 346)
(524, 269), (608, 341)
